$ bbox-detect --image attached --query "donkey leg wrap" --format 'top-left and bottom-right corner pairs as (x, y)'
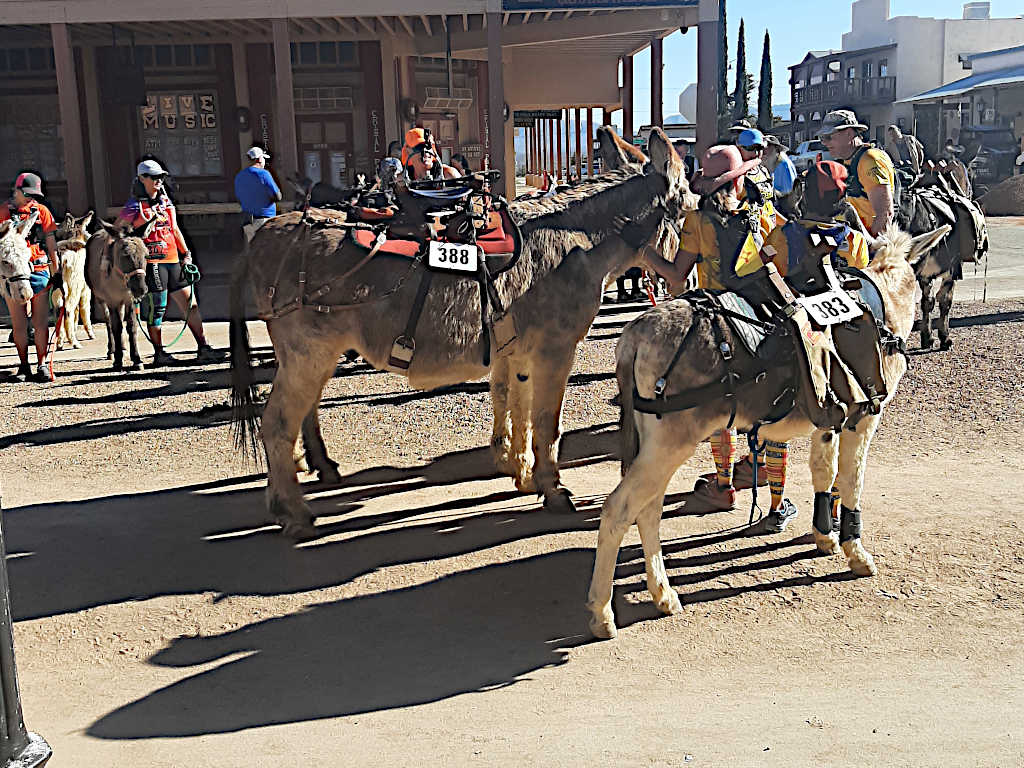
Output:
(813, 492), (836, 536)
(839, 505), (862, 543)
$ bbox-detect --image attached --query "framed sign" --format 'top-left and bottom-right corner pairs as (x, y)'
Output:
(139, 91), (223, 177)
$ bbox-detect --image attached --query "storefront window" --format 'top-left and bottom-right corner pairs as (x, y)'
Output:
(138, 91), (223, 177)
(0, 94), (64, 184)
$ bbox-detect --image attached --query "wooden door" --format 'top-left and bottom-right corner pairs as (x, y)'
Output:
(297, 114), (354, 186)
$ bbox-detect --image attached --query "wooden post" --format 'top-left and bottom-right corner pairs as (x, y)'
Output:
(272, 19), (298, 180)
(603, 108), (612, 127)
(696, 0), (721, 154)
(547, 118), (554, 175)
(80, 46), (108, 210)
(651, 35), (664, 128)
(574, 107), (582, 180)
(622, 55), (634, 142)
(555, 113), (562, 181)
(564, 109), (571, 179)
(486, 11), (506, 195)
(51, 23), (88, 213)
(585, 107), (594, 178)
(232, 43), (253, 161)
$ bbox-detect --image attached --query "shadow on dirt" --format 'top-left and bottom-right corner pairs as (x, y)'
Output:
(5, 422), (619, 623)
(86, 549), (594, 739)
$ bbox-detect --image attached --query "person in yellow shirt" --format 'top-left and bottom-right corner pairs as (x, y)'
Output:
(618, 144), (794, 524)
(817, 110), (894, 237)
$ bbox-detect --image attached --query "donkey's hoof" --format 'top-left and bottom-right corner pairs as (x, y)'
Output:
(842, 540), (877, 576)
(814, 530), (840, 555)
(920, 334), (933, 350)
(848, 556), (877, 577)
(315, 466), (343, 485)
(130, 361), (144, 371)
(85, 331), (95, 340)
(111, 361), (124, 372)
(281, 519), (319, 542)
(514, 473), (538, 494)
(587, 609), (618, 640)
(653, 588), (683, 616)
(71, 340), (82, 349)
(939, 338), (953, 351)
(543, 488), (577, 515)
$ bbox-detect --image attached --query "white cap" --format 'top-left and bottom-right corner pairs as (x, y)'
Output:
(246, 146), (270, 161)
(137, 159), (168, 177)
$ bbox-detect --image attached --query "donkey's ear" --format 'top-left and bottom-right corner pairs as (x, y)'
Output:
(0, 220), (12, 238)
(63, 212), (75, 227)
(99, 219), (122, 238)
(646, 127), (683, 183)
(80, 211), (94, 231)
(908, 224), (952, 266)
(135, 216), (158, 240)
(14, 210), (39, 236)
(598, 126), (646, 172)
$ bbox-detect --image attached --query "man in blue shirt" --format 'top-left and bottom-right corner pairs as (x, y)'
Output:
(234, 146), (282, 242)
(765, 134), (797, 196)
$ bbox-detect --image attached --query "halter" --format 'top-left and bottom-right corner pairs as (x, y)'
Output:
(0, 268), (32, 298)
(105, 238), (146, 286)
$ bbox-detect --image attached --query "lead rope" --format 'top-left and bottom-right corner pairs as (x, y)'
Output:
(746, 429), (766, 525)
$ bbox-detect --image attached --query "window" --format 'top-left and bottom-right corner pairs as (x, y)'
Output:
(0, 94), (64, 182)
(862, 61), (873, 79)
(879, 59), (888, 77)
(138, 91), (223, 177)
(847, 66), (856, 80)
(133, 44), (215, 70)
(291, 42), (357, 68)
(0, 47), (55, 73)
(797, 114), (806, 123)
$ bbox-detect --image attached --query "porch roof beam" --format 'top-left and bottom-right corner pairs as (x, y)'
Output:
(397, 15), (416, 36)
(415, 7), (695, 57)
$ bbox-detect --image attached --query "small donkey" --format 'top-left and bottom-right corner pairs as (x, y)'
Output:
(55, 211), (95, 350)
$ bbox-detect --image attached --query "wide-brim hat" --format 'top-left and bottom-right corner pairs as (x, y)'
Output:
(729, 119), (753, 133)
(14, 172), (43, 197)
(818, 109), (868, 138)
(765, 134), (789, 152)
(692, 144), (761, 194)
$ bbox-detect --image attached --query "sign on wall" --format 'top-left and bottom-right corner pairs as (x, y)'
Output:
(513, 110), (561, 127)
(139, 92), (223, 177)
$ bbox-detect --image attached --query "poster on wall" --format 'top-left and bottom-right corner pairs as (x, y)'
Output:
(138, 91), (223, 177)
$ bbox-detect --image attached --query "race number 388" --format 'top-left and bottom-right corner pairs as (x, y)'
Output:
(796, 289), (863, 326)
(428, 241), (478, 273)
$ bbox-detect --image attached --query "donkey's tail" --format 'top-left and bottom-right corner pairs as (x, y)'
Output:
(616, 334), (641, 476)
(229, 251), (262, 467)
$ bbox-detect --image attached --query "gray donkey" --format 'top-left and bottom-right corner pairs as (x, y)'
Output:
(586, 225), (951, 639)
(85, 220), (154, 371)
(232, 127), (694, 539)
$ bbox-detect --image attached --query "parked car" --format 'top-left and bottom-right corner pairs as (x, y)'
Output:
(960, 125), (1018, 194)
(790, 139), (833, 171)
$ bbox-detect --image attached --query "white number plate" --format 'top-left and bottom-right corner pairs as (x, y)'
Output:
(796, 289), (863, 326)
(427, 241), (478, 273)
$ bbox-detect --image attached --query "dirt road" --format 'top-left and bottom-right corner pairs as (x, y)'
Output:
(1, 298), (1022, 767)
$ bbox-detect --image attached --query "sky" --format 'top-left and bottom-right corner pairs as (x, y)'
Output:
(628, 0), (1022, 125)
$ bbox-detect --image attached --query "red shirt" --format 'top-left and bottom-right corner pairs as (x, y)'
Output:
(120, 193), (179, 263)
(0, 199), (56, 272)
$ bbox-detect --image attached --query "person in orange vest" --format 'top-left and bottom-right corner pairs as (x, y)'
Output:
(401, 127), (459, 181)
(0, 172), (59, 382)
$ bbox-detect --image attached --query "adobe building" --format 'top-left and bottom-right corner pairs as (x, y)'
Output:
(0, 0), (724, 249)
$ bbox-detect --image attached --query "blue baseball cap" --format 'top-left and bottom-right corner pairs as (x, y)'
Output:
(737, 128), (766, 149)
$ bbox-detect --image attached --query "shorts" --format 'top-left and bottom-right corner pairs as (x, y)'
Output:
(143, 262), (190, 327)
(145, 261), (188, 295)
(29, 270), (49, 297)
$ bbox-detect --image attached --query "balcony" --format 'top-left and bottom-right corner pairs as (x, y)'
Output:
(793, 76), (896, 107)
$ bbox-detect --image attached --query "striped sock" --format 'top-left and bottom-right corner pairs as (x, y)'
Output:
(765, 440), (788, 510)
(710, 428), (736, 488)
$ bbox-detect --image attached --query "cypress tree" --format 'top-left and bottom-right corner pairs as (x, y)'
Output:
(732, 19), (749, 123)
(757, 30), (773, 132)
(717, 0), (731, 137)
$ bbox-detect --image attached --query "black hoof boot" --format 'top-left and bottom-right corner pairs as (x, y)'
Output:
(543, 487), (577, 515)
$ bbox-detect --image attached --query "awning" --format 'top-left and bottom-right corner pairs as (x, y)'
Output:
(901, 63), (1024, 103)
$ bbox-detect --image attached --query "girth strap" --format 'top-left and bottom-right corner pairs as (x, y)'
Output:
(633, 364), (776, 416)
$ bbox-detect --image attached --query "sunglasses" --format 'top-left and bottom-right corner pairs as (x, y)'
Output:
(141, 173), (167, 180)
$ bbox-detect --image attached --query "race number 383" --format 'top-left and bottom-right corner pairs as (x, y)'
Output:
(428, 241), (478, 273)
(796, 289), (863, 326)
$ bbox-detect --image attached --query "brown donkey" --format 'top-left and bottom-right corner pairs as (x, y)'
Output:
(231, 128), (693, 539)
(85, 220), (155, 371)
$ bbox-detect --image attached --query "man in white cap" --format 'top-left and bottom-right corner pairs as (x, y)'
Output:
(818, 109), (895, 237)
(234, 146), (281, 243)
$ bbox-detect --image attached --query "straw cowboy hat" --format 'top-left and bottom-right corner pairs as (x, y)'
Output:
(692, 144), (760, 194)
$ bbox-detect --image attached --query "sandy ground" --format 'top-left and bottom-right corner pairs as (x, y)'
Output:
(1, 286), (1023, 766)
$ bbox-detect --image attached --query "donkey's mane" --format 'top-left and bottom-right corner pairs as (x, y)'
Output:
(867, 227), (913, 274)
(510, 169), (644, 226)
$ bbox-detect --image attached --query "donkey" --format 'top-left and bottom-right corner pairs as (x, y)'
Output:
(55, 211), (95, 350)
(0, 211), (40, 309)
(84, 220), (154, 371)
(898, 185), (987, 350)
(231, 127), (694, 539)
(585, 225), (950, 639)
